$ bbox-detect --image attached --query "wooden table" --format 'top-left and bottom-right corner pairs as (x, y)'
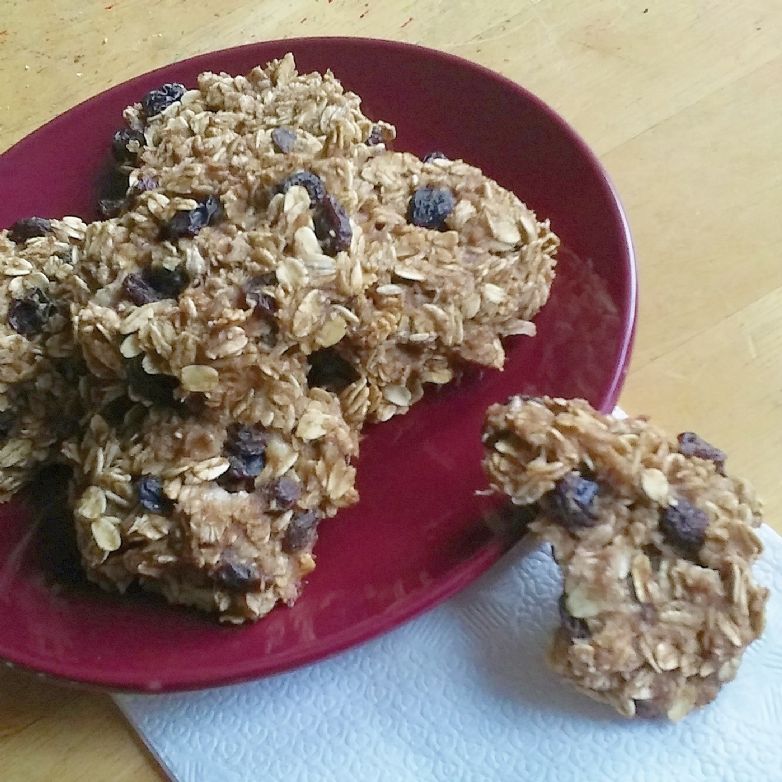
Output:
(1, 1), (780, 778)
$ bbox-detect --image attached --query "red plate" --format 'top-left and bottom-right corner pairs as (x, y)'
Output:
(0, 38), (635, 691)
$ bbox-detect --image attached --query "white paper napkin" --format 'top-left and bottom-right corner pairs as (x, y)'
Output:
(115, 523), (782, 782)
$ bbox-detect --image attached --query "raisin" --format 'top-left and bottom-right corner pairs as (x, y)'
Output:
(242, 276), (278, 317)
(129, 175), (158, 198)
(212, 559), (263, 591)
(271, 127), (297, 154)
(100, 176), (158, 219)
(224, 424), (267, 481)
(141, 82), (186, 118)
(422, 151), (448, 163)
(122, 265), (189, 305)
(224, 453), (263, 484)
(0, 410), (15, 440)
(366, 125), (384, 145)
(267, 477), (301, 510)
(307, 348), (359, 392)
(8, 288), (53, 336)
(541, 472), (599, 529)
(97, 198), (125, 219)
(677, 432), (726, 472)
(122, 273), (158, 305)
(161, 195), (222, 241)
(407, 187), (455, 230)
(277, 171), (326, 207)
(111, 128), (146, 165)
(126, 357), (179, 406)
(283, 510), (320, 553)
(136, 474), (173, 515)
(313, 194), (352, 255)
(8, 217), (52, 244)
(201, 193), (221, 218)
(558, 595), (590, 640)
(660, 499), (708, 555)
(146, 265), (190, 299)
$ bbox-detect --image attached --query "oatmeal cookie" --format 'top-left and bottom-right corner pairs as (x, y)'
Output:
(329, 149), (558, 422)
(74, 202), (291, 416)
(65, 368), (358, 622)
(98, 52), (394, 218)
(75, 147), (556, 425)
(0, 217), (88, 499)
(482, 396), (768, 720)
(82, 53), (556, 426)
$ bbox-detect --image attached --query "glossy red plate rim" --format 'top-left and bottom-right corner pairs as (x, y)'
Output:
(0, 37), (636, 692)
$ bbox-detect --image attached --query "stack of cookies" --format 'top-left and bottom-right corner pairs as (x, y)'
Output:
(0, 54), (557, 623)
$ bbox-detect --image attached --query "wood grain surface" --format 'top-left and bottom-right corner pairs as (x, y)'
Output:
(1, 1), (780, 779)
